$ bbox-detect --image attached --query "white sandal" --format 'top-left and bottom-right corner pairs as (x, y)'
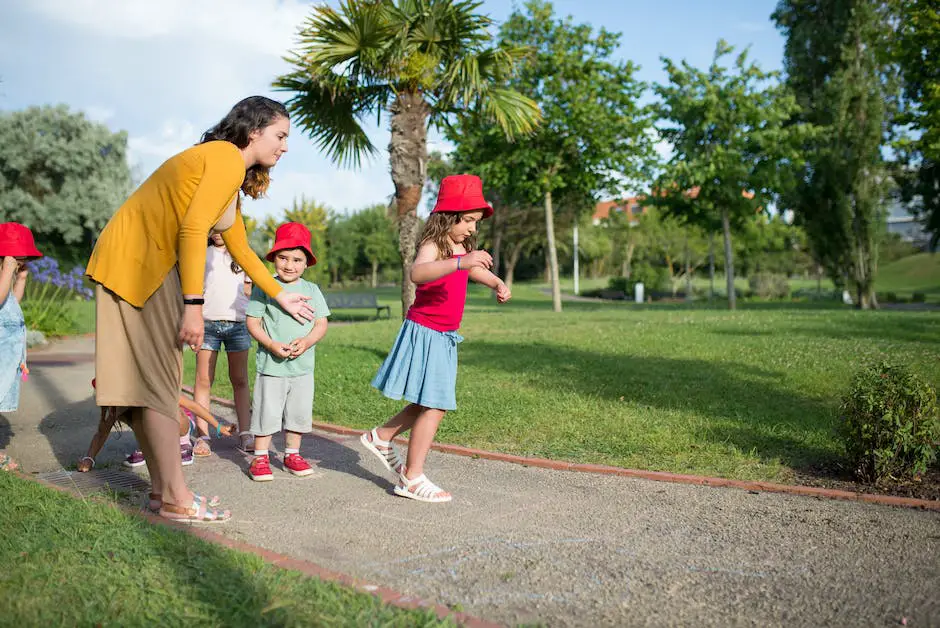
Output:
(393, 473), (452, 503)
(359, 428), (405, 474)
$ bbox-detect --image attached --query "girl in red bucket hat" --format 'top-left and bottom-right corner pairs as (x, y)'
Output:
(361, 174), (511, 503)
(0, 222), (42, 420)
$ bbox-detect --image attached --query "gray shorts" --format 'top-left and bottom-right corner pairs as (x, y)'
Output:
(250, 372), (314, 436)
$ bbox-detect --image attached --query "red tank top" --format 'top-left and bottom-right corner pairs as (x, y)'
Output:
(406, 256), (469, 332)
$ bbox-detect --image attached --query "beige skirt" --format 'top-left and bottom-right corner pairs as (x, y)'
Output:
(94, 267), (183, 422)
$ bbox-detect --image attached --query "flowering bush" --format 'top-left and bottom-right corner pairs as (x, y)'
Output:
(21, 257), (93, 336)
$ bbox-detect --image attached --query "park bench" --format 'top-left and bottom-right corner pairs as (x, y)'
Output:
(324, 292), (391, 319)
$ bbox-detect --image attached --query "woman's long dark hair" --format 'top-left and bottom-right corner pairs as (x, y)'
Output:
(199, 96), (288, 199)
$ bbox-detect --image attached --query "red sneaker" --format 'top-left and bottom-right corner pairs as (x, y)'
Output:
(249, 455), (273, 482)
(283, 453), (315, 477)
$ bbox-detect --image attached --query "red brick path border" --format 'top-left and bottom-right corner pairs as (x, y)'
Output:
(25, 473), (498, 628)
(183, 386), (940, 513)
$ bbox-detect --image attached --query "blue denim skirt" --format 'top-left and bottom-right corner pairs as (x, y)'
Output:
(371, 319), (462, 411)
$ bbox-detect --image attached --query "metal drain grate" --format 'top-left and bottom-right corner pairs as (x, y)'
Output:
(37, 468), (151, 494)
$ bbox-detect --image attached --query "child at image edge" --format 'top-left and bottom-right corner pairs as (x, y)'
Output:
(245, 222), (329, 481)
(361, 174), (511, 503)
(0, 222), (43, 472)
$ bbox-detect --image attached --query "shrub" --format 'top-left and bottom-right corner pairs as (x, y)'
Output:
(747, 272), (790, 299)
(20, 258), (94, 337)
(911, 292), (926, 303)
(607, 276), (629, 293)
(884, 291), (899, 303)
(839, 361), (940, 483)
(631, 263), (668, 292)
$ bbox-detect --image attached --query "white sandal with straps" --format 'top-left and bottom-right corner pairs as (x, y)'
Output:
(359, 428), (405, 474)
(394, 473), (452, 503)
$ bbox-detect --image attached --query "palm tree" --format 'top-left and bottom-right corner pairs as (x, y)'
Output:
(274, 0), (541, 314)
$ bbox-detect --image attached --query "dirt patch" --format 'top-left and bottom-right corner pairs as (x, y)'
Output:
(787, 461), (940, 502)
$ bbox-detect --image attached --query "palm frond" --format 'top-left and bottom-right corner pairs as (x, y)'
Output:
(274, 70), (389, 168)
(296, 1), (396, 82)
(477, 86), (542, 138)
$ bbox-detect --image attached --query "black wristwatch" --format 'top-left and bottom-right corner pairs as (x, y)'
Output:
(183, 298), (205, 306)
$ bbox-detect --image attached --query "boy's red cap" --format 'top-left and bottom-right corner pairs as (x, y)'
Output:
(266, 222), (317, 266)
(431, 174), (494, 218)
(0, 222), (43, 259)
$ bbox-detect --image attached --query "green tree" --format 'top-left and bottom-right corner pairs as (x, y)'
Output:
(274, 0), (541, 316)
(893, 0), (940, 248)
(283, 196), (330, 284)
(491, 0), (655, 312)
(0, 105), (132, 267)
(326, 211), (360, 285)
(773, 0), (897, 308)
(653, 40), (807, 309)
(241, 213), (269, 257)
(349, 204), (399, 287)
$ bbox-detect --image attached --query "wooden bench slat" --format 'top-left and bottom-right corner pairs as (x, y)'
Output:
(324, 292), (391, 319)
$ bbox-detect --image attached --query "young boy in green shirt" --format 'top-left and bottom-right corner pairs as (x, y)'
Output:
(245, 222), (330, 481)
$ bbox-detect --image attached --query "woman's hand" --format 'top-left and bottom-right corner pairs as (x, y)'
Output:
(276, 291), (315, 324)
(179, 305), (204, 351)
(496, 282), (512, 303)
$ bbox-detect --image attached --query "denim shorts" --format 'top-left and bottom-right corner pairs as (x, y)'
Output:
(201, 320), (251, 353)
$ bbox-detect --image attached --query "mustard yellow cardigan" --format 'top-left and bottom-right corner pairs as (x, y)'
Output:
(86, 141), (281, 307)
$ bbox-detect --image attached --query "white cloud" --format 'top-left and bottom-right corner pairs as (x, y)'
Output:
(26, 0), (311, 57)
(246, 166), (395, 220)
(127, 118), (198, 162)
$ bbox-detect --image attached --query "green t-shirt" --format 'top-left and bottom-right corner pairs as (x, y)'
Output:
(246, 276), (331, 377)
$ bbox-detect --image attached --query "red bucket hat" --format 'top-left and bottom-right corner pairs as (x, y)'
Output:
(431, 174), (494, 218)
(266, 222), (317, 266)
(0, 222), (43, 259)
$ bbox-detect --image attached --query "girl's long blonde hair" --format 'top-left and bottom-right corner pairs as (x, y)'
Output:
(418, 212), (476, 260)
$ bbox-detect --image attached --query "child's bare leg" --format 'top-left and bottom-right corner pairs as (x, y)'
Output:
(404, 407), (446, 480)
(78, 408), (116, 471)
(227, 350), (251, 435)
(178, 409), (189, 438)
(193, 349), (218, 438)
(374, 404), (422, 442)
(253, 434), (273, 453)
(284, 431), (302, 450)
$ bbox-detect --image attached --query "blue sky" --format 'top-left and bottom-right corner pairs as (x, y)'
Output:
(1, 0), (784, 221)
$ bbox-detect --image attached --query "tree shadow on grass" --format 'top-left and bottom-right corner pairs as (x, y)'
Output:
(459, 340), (839, 472)
(0, 472), (417, 626)
(786, 313), (940, 345)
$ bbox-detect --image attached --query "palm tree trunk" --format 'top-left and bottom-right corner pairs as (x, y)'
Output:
(544, 188), (562, 312)
(389, 91), (430, 318)
(722, 208), (736, 310)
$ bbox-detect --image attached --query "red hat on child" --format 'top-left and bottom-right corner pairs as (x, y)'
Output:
(0, 223), (43, 259)
(266, 222), (317, 266)
(431, 174), (494, 218)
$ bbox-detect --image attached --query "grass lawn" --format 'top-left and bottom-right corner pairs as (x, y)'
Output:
(0, 472), (451, 627)
(185, 282), (940, 484)
(875, 252), (940, 296)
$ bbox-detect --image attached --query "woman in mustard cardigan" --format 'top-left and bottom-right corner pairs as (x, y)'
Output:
(86, 96), (314, 523)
